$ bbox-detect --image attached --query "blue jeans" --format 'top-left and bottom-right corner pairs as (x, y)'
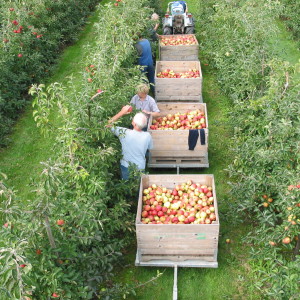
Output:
(141, 64), (155, 94)
(120, 164), (130, 180)
(120, 164), (145, 181)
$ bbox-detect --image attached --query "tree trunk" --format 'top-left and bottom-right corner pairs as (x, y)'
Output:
(44, 215), (56, 248)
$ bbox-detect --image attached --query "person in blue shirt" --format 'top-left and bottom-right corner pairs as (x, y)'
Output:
(108, 106), (153, 180)
(134, 33), (155, 94)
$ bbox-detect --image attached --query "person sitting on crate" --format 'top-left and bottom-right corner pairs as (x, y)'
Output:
(108, 106), (153, 180)
(130, 83), (160, 130)
(134, 32), (155, 95)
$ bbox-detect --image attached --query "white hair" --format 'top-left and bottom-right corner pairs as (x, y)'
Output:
(133, 113), (147, 130)
(151, 13), (159, 21)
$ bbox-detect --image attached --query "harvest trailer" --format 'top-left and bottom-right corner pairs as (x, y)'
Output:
(135, 174), (219, 299)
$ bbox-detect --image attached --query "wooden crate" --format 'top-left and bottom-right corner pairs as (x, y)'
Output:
(155, 61), (202, 102)
(148, 102), (209, 168)
(158, 34), (199, 61)
(135, 174), (219, 268)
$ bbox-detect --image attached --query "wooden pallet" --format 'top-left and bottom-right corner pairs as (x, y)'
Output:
(155, 61), (202, 102)
(158, 34), (199, 61)
(135, 174), (219, 267)
(148, 102), (209, 168)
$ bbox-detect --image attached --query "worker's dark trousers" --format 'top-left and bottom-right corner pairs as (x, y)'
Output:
(141, 64), (155, 95)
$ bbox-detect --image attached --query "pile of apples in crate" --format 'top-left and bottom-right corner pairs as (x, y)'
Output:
(156, 69), (200, 78)
(141, 180), (217, 224)
(160, 35), (197, 46)
(149, 109), (206, 130)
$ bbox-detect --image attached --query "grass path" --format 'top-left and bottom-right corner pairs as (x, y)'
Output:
(270, 20), (300, 68)
(115, 1), (256, 299)
(118, 68), (255, 299)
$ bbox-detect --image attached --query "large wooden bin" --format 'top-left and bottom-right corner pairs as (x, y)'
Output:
(148, 102), (209, 168)
(155, 61), (202, 102)
(158, 34), (199, 61)
(135, 174), (219, 268)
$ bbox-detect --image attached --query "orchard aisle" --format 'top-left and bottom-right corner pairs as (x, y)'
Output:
(0, 11), (101, 199)
(117, 1), (255, 299)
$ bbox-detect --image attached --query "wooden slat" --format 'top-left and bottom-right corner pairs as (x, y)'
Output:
(137, 174), (215, 190)
(150, 150), (207, 157)
(138, 244), (217, 253)
(148, 162), (209, 168)
(136, 224), (219, 234)
(137, 242), (218, 253)
(156, 96), (202, 102)
(139, 249), (216, 256)
(140, 255), (216, 262)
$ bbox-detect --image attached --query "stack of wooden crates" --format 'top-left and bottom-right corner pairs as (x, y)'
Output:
(148, 34), (208, 169)
(135, 34), (219, 269)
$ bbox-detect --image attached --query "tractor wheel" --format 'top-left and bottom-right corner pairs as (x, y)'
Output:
(185, 26), (194, 34)
(163, 27), (173, 35)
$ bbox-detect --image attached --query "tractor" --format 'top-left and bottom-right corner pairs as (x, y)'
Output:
(162, 1), (195, 35)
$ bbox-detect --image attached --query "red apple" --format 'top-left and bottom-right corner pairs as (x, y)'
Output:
(172, 217), (179, 223)
(157, 211), (164, 217)
(56, 219), (65, 226)
(282, 237), (291, 244)
(188, 216), (195, 223)
(141, 211), (148, 218)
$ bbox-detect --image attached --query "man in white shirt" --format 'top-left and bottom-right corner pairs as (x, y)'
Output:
(108, 106), (153, 180)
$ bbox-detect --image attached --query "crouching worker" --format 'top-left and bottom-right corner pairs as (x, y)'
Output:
(108, 106), (153, 180)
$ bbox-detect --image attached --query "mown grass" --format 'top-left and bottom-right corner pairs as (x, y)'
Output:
(115, 64), (257, 300)
(112, 1), (256, 299)
(270, 20), (300, 68)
